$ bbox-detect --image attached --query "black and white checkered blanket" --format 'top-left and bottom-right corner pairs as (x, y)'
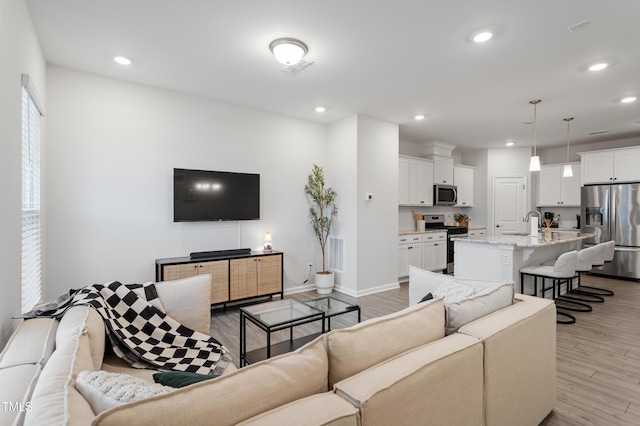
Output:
(22, 281), (230, 376)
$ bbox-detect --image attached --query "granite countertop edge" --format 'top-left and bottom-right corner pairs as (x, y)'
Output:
(452, 232), (596, 248)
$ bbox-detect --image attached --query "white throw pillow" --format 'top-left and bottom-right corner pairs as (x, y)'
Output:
(154, 275), (212, 335)
(76, 370), (173, 415)
(432, 281), (481, 303)
(442, 282), (515, 335)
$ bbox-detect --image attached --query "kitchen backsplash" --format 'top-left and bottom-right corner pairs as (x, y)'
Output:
(399, 206), (471, 230)
(400, 206), (581, 231)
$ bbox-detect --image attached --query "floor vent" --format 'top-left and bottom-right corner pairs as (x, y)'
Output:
(328, 236), (345, 272)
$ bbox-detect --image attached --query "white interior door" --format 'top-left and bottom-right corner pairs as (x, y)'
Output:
(493, 176), (527, 235)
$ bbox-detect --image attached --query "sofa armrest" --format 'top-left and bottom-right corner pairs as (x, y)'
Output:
(458, 294), (556, 426)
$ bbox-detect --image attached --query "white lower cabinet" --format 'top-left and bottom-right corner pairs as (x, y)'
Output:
(398, 232), (446, 277)
(398, 234), (422, 277)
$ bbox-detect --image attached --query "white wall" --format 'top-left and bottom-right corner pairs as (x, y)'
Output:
(356, 115), (399, 295)
(45, 67), (327, 297)
(327, 116), (358, 294)
(0, 0), (47, 346)
(328, 115), (399, 296)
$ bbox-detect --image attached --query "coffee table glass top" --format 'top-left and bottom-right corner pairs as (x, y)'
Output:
(240, 299), (322, 327)
(303, 297), (357, 317)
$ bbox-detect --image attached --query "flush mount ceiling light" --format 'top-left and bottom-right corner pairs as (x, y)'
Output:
(506, 141), (514, 147)
(529, 99), (542, 172)
(113, 56), (132, 65)
(269, 38), (308, 65)
(414, 114), (425, 120)
(588, 62), (608, 71)
(621, 96), (637, 103)
(473, 31), (493, 43)
(315, 106), (326, 113)
(563, 117), (574, 177)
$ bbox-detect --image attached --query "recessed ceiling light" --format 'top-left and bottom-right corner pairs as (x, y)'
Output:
(621, 96), (637, 103)
(414, 114), (425, 120)
(506, 142), (514, 147)
(588, 62), (608, 71)
(315, 106), (326, 113)
(473, 32), (493, 43)
(113, 56), (132, 65)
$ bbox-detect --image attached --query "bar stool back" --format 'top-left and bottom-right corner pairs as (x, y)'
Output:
(520, 250), (579, 324)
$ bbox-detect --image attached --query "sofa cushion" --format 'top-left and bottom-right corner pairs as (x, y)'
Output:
(0, 317), (58, 368)
(57, 306), (106, 370)
(0, 364), (41, 426)
(334, 333), (483, 426)
(236, 392), (360, 426)
(24, 325), (97, 425)
(76, 370), (173, 415)
(324, 298), (445, 388)
(149, 275), (212, 335)
(93, 335), (329, 426)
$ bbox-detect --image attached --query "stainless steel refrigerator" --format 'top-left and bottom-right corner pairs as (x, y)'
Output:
(581, 183), (640, 280)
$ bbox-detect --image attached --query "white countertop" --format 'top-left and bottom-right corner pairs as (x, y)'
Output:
(453, 231), (595, 248)
(399, 229), (447, 236)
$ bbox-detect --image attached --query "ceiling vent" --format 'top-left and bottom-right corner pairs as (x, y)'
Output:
(567, 20), (591, 33)
(281, 59), (314, 76)
(588, 129), (609, 135)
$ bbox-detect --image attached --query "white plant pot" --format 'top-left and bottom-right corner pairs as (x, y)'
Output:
(315, 272), (335, 295)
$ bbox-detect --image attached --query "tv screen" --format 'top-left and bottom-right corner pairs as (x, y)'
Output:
(173, 168), (260, 222)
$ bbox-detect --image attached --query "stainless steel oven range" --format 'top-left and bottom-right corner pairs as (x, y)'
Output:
(423, 214), (468, 274)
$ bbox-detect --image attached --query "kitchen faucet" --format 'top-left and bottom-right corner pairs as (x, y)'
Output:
(524, 210), (541, 224)
(525, 210), (541, 222)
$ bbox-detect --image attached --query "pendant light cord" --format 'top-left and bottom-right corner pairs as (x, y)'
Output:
(530, 100), (541, 156)
(564, 117), (574, 163)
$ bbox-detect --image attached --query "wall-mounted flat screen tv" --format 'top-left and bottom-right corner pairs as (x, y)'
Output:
(173, 168), (260, 222)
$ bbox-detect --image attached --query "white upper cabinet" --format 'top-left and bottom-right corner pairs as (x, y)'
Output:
(454, 165), (474, 207)
(431, 155), (454, 184)
(537, 163), (581, 207)
(581, 147), (640, 184)
(399, 156), (434, 206)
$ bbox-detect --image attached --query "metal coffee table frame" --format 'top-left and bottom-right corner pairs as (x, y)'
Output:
(239, 297), (361, 367)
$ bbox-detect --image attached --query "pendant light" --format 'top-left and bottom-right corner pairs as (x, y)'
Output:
(563, 117), (574, 177)
(529, 99), (542, 171)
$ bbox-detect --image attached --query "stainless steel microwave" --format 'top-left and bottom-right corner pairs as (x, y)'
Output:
(434, 184), (457, 206)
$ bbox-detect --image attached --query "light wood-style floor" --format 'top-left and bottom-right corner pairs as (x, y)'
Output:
(210, 274), (640, 426)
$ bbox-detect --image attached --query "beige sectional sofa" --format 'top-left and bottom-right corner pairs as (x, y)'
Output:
(1, 270), (556, 426)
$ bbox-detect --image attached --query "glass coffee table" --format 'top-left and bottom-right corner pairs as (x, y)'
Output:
(239, 297), (360, 366)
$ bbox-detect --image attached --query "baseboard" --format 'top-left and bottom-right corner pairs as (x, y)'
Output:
(283, 284), (316, 295)
(284, 281), (401, 298)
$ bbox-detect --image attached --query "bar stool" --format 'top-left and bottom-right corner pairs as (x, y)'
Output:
(574, 242), (615, 297)
(602, 240), (615, 263)
(560, 245), (605, 303)
(520, 250), (578, 324)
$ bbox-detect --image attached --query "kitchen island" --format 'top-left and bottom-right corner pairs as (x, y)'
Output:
(453, 231), (596, 294)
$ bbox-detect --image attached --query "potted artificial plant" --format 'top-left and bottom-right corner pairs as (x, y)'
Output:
(305, 164), (338, 294)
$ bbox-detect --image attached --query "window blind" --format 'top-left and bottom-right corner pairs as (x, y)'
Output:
(21, 75), (44, 313)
